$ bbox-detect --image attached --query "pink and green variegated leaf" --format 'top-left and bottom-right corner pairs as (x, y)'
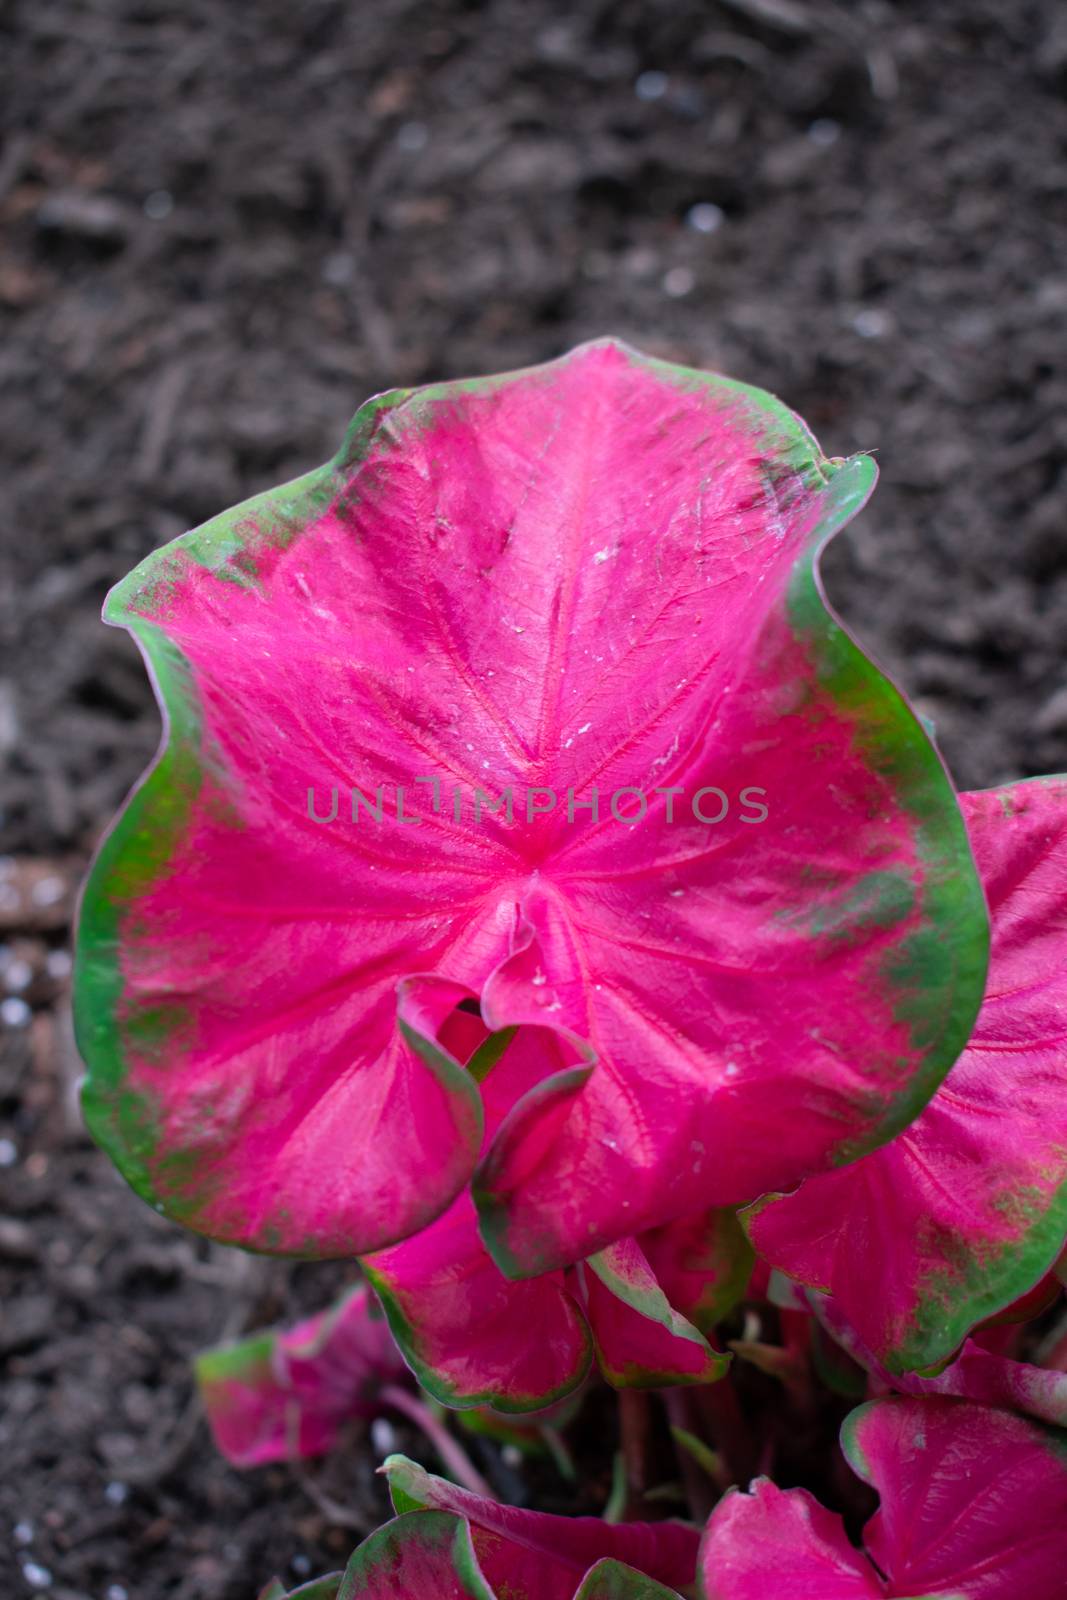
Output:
(814, 1293), (1067, 1429)
(698, 1479), (884, 1599)
(747, 777), (1067, 1372)
(195, 1283), (406, 1467)
(572, 1560), (683, 1600)
(843, 1396), (1067, 1597)
(383, 1455), (700, 1600)
(638, 1210), (754, 1335)
(334, 1512), (495, 1600)
(74, 339), (986, 1264)
(582, 1237), (731, 1388)
(363, 1186), (591, 1413)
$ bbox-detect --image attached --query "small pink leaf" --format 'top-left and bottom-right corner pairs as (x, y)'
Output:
(748, 777), (1067, 1370)
(383, 1454), (700, 1600)
(335, 1511), (495, 1599)
(699, 1479), (884, 1598)
(75, 341), (986, 1264)
(639, 1209), (754, 1335)
(843, 1396), (1067, 1597)
(196, 1283), (405, 1466)
(364, 1186), (592, 1413)
(582, 1237), (731, 1388)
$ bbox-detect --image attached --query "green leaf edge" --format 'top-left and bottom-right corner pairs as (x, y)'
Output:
(583, 1249), (731, 1390)
(335, 1511), (495, 1600)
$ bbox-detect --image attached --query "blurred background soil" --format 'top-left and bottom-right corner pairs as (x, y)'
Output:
(2, 1), (1067, 1595)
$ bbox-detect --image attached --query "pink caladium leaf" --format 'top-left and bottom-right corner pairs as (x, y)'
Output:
(364, 1185), (592, 1413)
(383, 1454), (699, 1600)
(581, 1237), (731, 1388)
(571, 1562), (685, 1600)
(699, 1478), (885, 1598)
(638, 1209), (754, 1336)
(364, 1021), (593, 1411)
(285, 1511), (686, 1600)
(747, 776), (1067, 1372)
(73, 339), (987, 1264)
(844, 1397), (1067, 1596)
(195, 1282), (406, 1467)
(700, 1396), (1067, 1598)
(335, 1511), (496, 1599)
(813, 1293), (1067, 1428)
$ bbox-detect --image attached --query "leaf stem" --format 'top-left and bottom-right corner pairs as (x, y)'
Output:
(380, 1384), (497, 1500)
(617, 1388), (652, 1519)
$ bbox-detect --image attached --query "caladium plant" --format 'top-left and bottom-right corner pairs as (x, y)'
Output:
(74, 337), (988, 1279)
(747, 776), (1067, 1372)
(71, 339), (1067, 1598)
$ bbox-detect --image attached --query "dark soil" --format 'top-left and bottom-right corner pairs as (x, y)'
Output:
(2, 1), (1067, 1595)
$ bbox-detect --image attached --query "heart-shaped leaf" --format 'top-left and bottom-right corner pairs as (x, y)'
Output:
(582, 1237), (731, 1388)
(74, 340), (986, 1264)
(383, 1454), (700, 1600)
(747, 777), (1067, 1371)
(196, 1282), (406, 1466)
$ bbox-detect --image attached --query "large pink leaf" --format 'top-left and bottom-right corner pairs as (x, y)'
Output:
(747, 777), (1067, 1371)
(699, 1479), (884, 1598)
(843, 1396), (1067, 1596)
(195, 1283), (406, 1467)
(384, 1454), (700, 1600)
(581, 1237), (731, 1388)
(74, 340), (986, 1263)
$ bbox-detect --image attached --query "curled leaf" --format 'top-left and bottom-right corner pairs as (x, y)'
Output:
(582, 1238), (730, 1389)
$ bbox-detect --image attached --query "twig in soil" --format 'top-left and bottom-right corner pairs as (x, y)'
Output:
(717, 0), (815, 35)
(293, 1464), (373, 1534)
(380, 1384), (496, 1500)
(137, 360), (191, 483)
